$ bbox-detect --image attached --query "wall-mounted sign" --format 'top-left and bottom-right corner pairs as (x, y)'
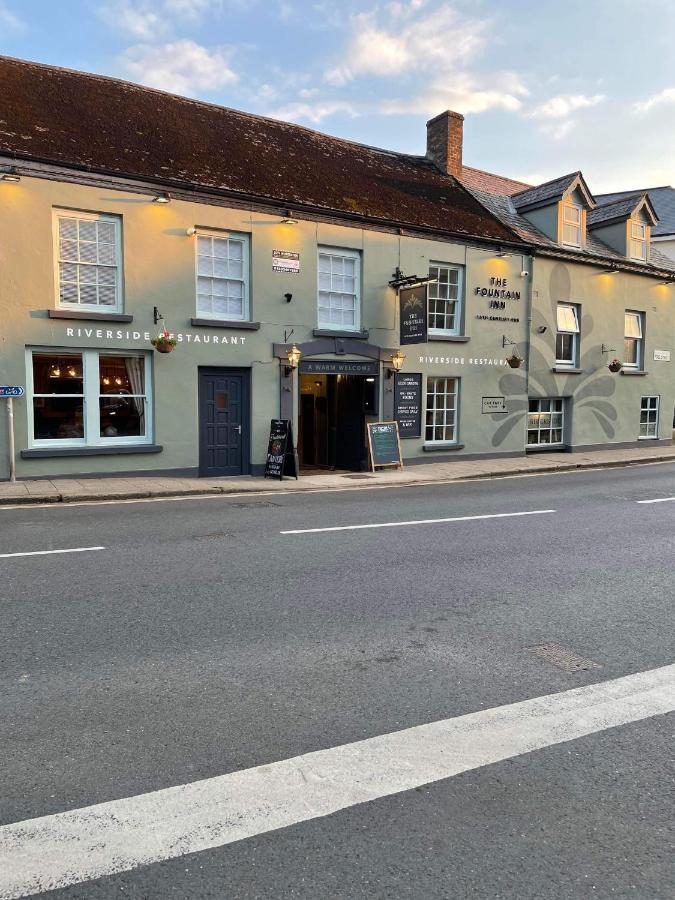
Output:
(64, 327), (246, 346)
(418, 355), (507, 367)
(273, 250), (300, 274)
(399, 285), (428, 345)
(299, 359), (378, 375)
(0, 386), (24, 397)
(367, 421), (403, 470)
(654, 349), (671, 361)
(482, 396), (508, 414)
(394, 373), (422, 438)
(473, 276), (521, 308)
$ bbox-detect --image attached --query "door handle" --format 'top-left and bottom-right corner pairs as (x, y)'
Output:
(235, 424), (242, 434)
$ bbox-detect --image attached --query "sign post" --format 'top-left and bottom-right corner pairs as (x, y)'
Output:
(0, 386), (24, 484)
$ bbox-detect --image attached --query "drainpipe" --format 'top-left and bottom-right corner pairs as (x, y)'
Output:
(523, 250), (535, 399)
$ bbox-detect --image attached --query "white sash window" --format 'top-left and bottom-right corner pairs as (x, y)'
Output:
(55, 211), (122, 311)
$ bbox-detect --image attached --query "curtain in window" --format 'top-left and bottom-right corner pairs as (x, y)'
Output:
(124, 356), (145, 429)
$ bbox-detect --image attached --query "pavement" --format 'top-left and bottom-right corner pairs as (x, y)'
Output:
(1, 464), (674, 898)
(2, 442), (675, 505)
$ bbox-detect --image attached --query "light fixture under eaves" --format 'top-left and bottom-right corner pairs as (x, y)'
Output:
(281, 210), (298, 225)
(657, 278), (675, 286)
(153, 192), (171, 204)
(496, 247), (512, 258)
(0, 166), (21, 182)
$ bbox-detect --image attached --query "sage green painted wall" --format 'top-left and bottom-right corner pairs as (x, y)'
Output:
(522, 204), (559, 242)
(0, 174), (532, 479)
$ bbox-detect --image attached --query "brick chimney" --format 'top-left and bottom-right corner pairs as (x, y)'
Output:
(426, 110), (464, 178)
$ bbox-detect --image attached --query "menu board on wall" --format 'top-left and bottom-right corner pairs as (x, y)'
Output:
(399, 286), (428, 345)
(394, 373), (422, 438)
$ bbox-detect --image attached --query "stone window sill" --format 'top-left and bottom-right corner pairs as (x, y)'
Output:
(48, 309), (133, 323)
(553, 366), (583, 374)
(312, 328), (369, 339)
(620, 369), (648, 376)
(422, 442), (465, 452)
(427, 333), (470, 343)
(21, 444), (163, 459)
(191, 318), (260, 330)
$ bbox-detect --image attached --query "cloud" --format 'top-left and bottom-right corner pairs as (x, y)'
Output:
(98, 0), (221, 37)
(634, 87), (675, 114)
(121, 39), (237, 94)
(325, 4), (489, 87)
(528, 93), (605, 120)
(0, 1), (24, 30)
(381, 72), (528, 116)
(270, 100), (358, 124)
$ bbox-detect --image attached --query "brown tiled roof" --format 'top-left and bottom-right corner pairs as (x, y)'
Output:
(460, 165), (530, 196)
(0, 56), (518, 244)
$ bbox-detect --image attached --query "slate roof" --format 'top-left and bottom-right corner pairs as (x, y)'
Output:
(468, 186), (675, 276)
(0, 55), (517, 245)
(596, 186), (675, 237)
(460, 165), (530, 196)
(511, 172), (586, 211)
(587, 193), (657, 229)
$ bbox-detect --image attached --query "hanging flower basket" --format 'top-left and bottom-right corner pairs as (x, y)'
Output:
(608, 358), (623, 373)
(506, 353), (524, 369)
(151, 330), (177, 354)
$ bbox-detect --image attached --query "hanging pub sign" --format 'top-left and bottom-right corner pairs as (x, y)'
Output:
(367, 421), (403, 471)
(399, 285), (428, 345)
(394, 373), (422, 438)
(264, 419), (298, 480)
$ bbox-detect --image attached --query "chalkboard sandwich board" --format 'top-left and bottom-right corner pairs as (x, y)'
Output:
(264, 419), (298, 480)
(366, 421), (403, 471)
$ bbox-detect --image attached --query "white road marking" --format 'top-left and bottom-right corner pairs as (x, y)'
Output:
(636, 496), (675, 504)
(281, 508), (556, 534)
(1, 664), (674, 899)
(0, 546), (105, 559)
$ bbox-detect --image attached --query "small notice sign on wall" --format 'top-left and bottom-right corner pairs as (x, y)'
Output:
(482, 396), (508, 414)
(653, 349), (671, 361)
(272, 250), (300, 274)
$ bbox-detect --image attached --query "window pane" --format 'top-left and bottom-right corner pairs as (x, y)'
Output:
(33, 397), (84, 440)
(562, 223), (580, 246)
(564, 204), (581, 224)
(556, 305), (578, 332)
(99, 398), (145, 438)
(428, 263), (463, 333)
(624, 338), (637, 364)
(624, 313), (641, 338)
(99, 355), (145, 394)
(32, 353), (83, 394)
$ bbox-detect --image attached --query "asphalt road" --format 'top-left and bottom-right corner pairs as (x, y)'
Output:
(1, 463), (674, 899)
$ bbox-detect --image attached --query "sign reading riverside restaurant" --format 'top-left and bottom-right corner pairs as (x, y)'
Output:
(272, 250), (300, 274)
(482, 396), (508, 414)
(0, 386), (24, 397)
(399, 285), (428, 345)
(264, 419), (298, 480)
(367, 421), (403, 470)
(64, 327), (247, 345)
(394, 373), (422, 438)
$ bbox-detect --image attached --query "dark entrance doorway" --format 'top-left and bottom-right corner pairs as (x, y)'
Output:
(198, 367), (250, 477)
(298, 371), (378, 471)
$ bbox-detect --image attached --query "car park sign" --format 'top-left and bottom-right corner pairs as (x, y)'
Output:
(0, 386), (24, 397)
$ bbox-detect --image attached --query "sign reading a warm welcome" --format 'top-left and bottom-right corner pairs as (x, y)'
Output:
(399, 286), (428, 345)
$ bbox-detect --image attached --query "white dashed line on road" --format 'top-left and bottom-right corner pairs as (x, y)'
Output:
(636, 496), (675, 504)
(1, 662), (673, 899)
(0, 546), (105, 559)
(281, 508), (556, 534)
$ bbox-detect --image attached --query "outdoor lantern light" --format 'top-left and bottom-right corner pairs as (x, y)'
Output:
(153, 192), (171, 204)
(390, 349), (406, 372)
(285, 343), (302, 375)
(281, 210), (298, 225)
(496, 247), (512, 258)
(0, 167), (21, 182)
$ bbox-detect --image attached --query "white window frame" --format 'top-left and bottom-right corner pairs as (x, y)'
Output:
(624, 311), (644, 370)
(527, 398), (565, 448)
(639, 396), (659, 440)
(629, 221), (647, 261)
(428, 263), (464, 336)
(555, 303), (580, 367)
(317, 247), (361, 332)
(53, 209), (123, 313)
(424, 376), (459, 446)
(561, 202), (582, 248)
(26, 348), (152, 449)
(195, 230), (250, 321)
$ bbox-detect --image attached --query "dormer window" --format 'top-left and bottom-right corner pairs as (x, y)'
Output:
(629, 221), (647, 261)
(562, 203), (582, 248)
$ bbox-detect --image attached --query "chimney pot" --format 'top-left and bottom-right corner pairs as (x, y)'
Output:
(426, 110), (463, 178)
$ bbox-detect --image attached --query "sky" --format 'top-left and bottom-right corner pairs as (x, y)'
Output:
(1, 0), (674, 193)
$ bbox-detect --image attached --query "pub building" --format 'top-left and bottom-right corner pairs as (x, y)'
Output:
(1, 56), (674, 481)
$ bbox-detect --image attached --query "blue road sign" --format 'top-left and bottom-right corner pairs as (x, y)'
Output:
(0, 386), (24, 397)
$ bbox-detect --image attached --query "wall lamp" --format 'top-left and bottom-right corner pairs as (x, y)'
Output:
(285, 343), (302, 375)
(281, 210), (298, 225)
(496, 247), (512, 258)
(600, 265), (619, 275)
(657, 279), (675, 286)
(153, 192), (171, 204)
(387, 348), (406, 378)
(0, 166), (21, 182)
